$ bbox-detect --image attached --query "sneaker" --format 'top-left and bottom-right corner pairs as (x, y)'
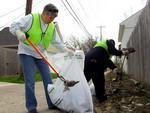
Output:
(29, 109), (39, 113)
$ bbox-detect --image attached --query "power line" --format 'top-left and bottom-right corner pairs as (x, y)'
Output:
(36, 0), (43, 5)
(0, 4), (25, 18)
(32, 0), (43, 9)
(60, 0), (86, 36)
(65, 0), (91, 37)
(0, 0), (42, 18)
(0, 0), (43, 29)
(61, 0), (91, 37)
(61, 0), (79, 22)
(0, 13), (24, 28)
(77, 0), (88, 18)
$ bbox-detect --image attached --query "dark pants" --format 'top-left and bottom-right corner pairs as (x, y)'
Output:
(84, 59), (106, 101)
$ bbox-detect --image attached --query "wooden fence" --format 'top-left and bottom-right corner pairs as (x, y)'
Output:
(127, 0), (150, 90)
(0, 47), (21, 76)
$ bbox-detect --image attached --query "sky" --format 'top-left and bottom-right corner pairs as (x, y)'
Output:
(0, 0), (148, 42)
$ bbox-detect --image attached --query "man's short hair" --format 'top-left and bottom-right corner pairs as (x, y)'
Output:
(43, 3), (59, 17)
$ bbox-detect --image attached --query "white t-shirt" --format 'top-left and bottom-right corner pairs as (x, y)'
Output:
(9, 14), (66, 59)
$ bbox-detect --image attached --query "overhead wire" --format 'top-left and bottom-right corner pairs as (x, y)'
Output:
(60, 0), (82, 27)
(0, 4), (25, 18)
(0, 0), (43, 29)
(0, 13), (24, 28)
(1, 0), (91, 36)
(32, 0), (43, 8)
(65, 0), (91, 37)
(61, 0), (91, 37)
(77, 0), (89, 18)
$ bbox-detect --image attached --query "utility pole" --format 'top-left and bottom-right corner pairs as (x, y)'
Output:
(20, 0), (33, 77)
(97, 25), (105, 41)
(25, 0), (33, 15)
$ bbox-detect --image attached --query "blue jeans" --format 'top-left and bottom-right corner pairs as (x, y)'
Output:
(20, 54), (54, 111)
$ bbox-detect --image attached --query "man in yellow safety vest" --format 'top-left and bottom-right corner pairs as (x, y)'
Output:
(84, 39), (128, 103)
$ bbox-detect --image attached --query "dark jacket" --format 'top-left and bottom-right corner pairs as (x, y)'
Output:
(85, 40), (123, 70)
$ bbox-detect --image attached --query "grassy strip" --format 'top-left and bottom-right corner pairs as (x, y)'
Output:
(0, 73), (58, 84)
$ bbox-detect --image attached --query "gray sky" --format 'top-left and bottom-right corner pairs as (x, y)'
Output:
(0, 0), (148, 41)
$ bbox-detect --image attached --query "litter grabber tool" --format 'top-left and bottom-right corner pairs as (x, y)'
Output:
(105, 47), (136, 97)
(25, 33), (79, 91)
(122, 47), (136, 59)
(117, 47), (136, 80)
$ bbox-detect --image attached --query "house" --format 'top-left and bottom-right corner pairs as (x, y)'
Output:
(118, 9), (142, 72)
(0, 27), (20, 76)
(118, 10), (143, 48)
(118, 0), (150, 90)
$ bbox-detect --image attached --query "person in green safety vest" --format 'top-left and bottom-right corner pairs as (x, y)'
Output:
(84, 39), (128, 103)
(9, 3), (74, 113)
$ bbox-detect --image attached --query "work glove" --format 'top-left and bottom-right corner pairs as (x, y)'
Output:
(63, 48), (74, 56)
(16, 31), (26, 42)
(113, 68), (122, 75)
(113, 68), (118, 73)
(122, 50), (129, 55)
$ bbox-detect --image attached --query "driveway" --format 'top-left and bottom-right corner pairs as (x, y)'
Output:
(0, 81), (64, 113)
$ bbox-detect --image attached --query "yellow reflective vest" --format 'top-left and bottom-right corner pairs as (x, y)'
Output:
(94, 39), (112, 58)
(24, 13), (55, 49)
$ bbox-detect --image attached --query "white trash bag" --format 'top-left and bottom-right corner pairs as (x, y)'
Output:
(48, 55), (93, 113)
(89, 83), (96, 96)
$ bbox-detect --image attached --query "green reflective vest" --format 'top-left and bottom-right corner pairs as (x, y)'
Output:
(94, 39), (112, 58)
(23, 13), (55, 49)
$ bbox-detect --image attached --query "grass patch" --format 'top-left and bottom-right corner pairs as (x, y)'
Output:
(0, 73), (58, 84)
(0, 75), (25, 84)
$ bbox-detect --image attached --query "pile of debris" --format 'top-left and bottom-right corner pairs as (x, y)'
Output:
(93, 73), (150, 113)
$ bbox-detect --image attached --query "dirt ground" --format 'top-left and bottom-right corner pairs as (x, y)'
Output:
(93, 73), (150, 113)
(1, 73), (150, 113)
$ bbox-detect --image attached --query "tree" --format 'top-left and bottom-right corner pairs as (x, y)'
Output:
(65, 35), (98, 54)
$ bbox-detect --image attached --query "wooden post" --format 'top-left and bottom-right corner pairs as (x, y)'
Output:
(25, 0), (32, 15)
(19, 0), (33, 78)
